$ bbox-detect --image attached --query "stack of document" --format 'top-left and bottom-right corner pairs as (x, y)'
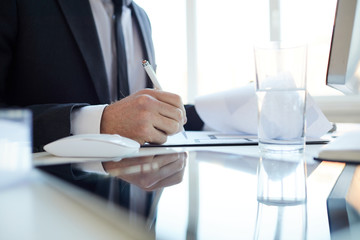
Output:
(194, 83), (332, 138)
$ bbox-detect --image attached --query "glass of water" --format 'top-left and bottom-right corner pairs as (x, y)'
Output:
(0, 109), (32, 188)
(254, 42), (307, 152)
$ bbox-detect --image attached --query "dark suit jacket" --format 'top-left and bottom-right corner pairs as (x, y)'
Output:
(0, 0), (203, 152)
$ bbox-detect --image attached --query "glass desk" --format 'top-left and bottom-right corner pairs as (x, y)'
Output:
(37, 150), (359, 240)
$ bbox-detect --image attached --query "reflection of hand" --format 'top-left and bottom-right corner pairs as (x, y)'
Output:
(100, 89), (187, 145)
(102, 152), (187, 191)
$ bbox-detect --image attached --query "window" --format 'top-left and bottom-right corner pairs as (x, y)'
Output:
(135, 0), (188, 100)
(137, 0), (347, 101)
(279, 0), (339, 96)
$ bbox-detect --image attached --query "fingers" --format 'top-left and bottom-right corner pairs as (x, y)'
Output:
(158, 93), (187, 124)
(141, 90), (187, 136)
(153, 112), (181, 136)
(130, 90), (187, 139)
(100, 89), (187, 144)
(138, 89), (187, 125)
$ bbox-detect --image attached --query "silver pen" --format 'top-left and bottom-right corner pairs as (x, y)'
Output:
(142, 60), (188, 139)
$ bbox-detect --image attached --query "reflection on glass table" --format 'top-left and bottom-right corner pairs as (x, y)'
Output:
(102, 153), (187, 191)
(37, 150), (356, 240)
(255, 151), (307, 240)
(327, 164), (360, 240)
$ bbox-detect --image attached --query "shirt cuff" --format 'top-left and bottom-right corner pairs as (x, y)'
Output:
(71, 104), (108, 135)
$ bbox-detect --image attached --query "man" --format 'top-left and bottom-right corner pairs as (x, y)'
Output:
(0, 0), (203, 152)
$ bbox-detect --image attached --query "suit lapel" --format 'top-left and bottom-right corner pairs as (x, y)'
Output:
(132, 3), (156, 88)
(57, 0), (110, 103)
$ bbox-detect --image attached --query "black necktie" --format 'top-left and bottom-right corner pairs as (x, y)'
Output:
(113, 0), (130, 98)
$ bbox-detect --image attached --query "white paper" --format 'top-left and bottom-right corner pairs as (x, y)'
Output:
(151, 131), (257, 146)
(145, 131), (327, 148)
(317, 130), (360, 162)
(194, 83), (332, 138)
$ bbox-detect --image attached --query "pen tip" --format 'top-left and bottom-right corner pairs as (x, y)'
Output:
(182, 131), (188, 139)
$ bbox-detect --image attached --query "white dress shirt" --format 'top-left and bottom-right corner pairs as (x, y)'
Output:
(71, 0), (147, 135)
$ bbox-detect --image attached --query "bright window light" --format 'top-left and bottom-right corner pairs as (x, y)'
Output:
(136, 0), (339, 104)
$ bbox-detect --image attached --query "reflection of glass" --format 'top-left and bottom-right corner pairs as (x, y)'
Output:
(0, 109), (32, 188)
(254, 201), (307, 240)
(255, 152), (307, 239)
(257, 152), (307, 204)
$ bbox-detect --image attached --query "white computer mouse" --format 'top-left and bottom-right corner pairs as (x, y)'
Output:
(44, 134), (140, 157)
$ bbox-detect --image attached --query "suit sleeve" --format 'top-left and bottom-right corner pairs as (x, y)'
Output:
(184, 105), (204, 131)
(0, 0), (17, 100)
(0, 1), (89, 152)
(30, 103), (89, 152)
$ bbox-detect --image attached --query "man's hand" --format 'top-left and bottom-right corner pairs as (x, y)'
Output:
(100, 89), (187, 145)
